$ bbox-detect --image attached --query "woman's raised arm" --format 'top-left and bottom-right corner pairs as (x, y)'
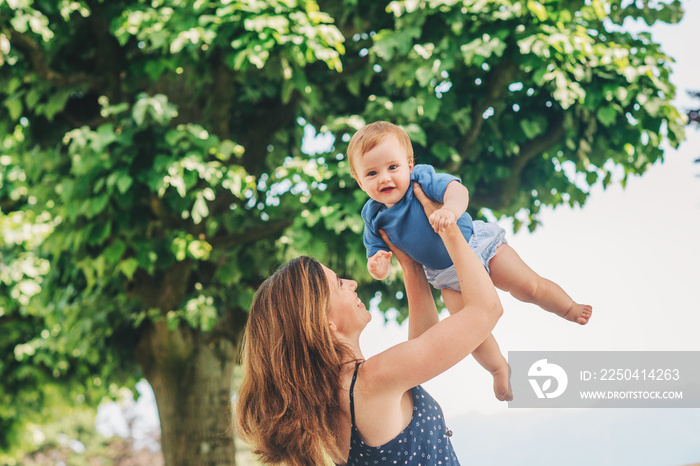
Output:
(379, 229), (439, 340)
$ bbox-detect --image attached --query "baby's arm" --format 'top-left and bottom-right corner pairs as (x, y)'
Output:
(368, 250), (392, 280)
(428, 180), (469, 233)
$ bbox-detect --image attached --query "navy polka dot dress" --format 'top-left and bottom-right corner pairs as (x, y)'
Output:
(344, 363), (461, 465)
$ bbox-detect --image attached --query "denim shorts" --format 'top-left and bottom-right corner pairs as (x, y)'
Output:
(423, 220), (507, 291)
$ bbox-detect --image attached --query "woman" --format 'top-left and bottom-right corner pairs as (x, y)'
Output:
(235, 184), (503, 465)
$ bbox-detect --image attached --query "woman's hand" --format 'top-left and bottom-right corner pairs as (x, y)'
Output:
(378, 229), (419, 272)
(412, 182), (442, 219)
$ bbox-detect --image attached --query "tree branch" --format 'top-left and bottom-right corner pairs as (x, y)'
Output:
(86, 0), (123, 102)
(450, 60), (519, 173)
(477, 115), (566, 210)
(517, 113), (566, 164)
(210, 52), (235, 140)
(237, 91), (302, 176)
(9, 29), (102, 89)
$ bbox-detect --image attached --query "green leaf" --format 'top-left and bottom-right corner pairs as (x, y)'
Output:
(25, 88), (41, 109)
(532, 67), (547, 85)
(45, 89), (73, 121)
(116, 173), (133, 194)
(520, 119), (543, 139)
(372, 27), (420, 61)
(527, 1), (548, 21)
(119, 258), (140, 280)
(172, 236), (188, 261)
(132, 99), (147, 126)
(431, 143), (457, 162)
(90, 124), (117, 152)
(103, 240), (127, 265)
(191, 194), (209, 224)
(187, 240), (212, 260)
(144, 60), (167, 81)
(89, 221), (112, 245)
(402, 123), (426, 146)
(87, 195), (110, 218)
(596, 106), (617, 127)
(5, 95), (22, 120)
(132, 93), (178, 126)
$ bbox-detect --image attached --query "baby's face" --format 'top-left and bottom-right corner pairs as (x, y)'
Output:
(355, 135), (413, 208)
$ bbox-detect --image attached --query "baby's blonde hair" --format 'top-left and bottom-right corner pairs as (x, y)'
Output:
(347, 121), (414, 181)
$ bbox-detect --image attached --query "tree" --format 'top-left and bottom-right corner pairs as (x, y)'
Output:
(0, 0), (685, 464)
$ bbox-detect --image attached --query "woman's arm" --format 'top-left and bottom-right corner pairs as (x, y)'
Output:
(364, 183), (503, 392)
(428, 180), (470, 232)
(379, 229), (438, 340)
(443, 180), (470, 217)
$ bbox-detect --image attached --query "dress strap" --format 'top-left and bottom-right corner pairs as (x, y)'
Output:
(349, 362), (362, 426)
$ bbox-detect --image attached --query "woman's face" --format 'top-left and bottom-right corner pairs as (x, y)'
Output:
(322, 265), (371, 336)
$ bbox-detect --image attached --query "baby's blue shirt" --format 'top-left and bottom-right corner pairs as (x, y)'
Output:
(361, 164), (474, 270)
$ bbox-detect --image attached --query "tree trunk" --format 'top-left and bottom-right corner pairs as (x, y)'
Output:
(136, 320), (238, 466)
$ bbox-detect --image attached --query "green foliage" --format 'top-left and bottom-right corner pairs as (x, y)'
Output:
(0, 0), (687, 459)
(5, 400), (125, 466)
(320, 0), (686, 231)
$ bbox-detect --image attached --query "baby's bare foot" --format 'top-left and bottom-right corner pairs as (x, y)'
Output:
(492, 364), (513, 401)
(562, 303), (593, 325)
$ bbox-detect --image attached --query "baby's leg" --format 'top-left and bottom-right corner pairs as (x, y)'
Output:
(442, 289), (512, 401)
(488, 244), (592, 325)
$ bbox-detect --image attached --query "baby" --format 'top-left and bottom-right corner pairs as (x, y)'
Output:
(347, 121), (592, 401)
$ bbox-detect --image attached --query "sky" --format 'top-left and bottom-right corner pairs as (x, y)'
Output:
(357, 2), (700, 464)
(98, 3), (700, 465)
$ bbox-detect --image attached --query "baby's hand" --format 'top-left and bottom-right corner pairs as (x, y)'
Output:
(429, 207), (456, 233)
(368, 250), (392, 280)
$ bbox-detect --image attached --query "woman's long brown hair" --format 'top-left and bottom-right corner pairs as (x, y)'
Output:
(235, 256), (352, 465)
